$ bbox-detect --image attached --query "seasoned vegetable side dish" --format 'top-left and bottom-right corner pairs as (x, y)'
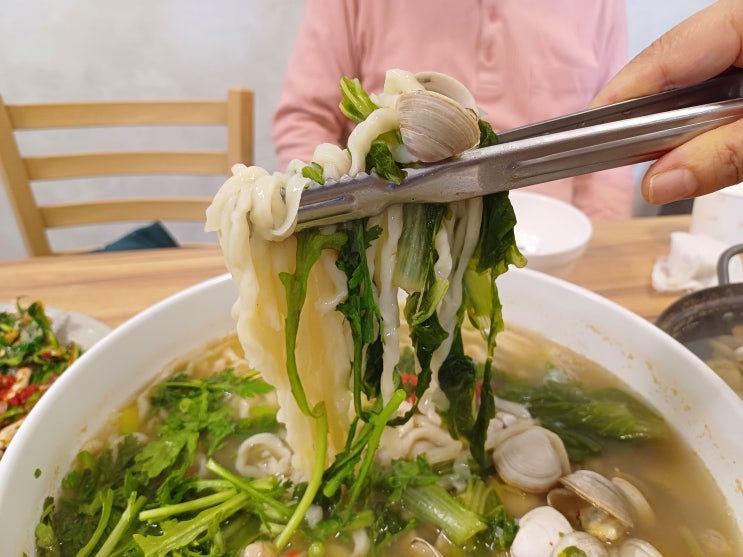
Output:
(35, 70), (743, 556)
(0, 300), (83, 459)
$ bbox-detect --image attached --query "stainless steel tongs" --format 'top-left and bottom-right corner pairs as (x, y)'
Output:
(295, 69), (743, 230)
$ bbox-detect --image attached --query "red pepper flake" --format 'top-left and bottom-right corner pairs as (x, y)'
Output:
(399, 373), (418, 403)
(7, 384), (40, 407)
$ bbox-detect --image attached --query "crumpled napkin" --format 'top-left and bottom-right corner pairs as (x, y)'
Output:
(652, 231), (743, 292)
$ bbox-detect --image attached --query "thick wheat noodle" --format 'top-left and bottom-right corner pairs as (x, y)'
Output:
(205, 69), (486, 480)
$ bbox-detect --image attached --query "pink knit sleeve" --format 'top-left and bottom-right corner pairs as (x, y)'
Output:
(272, 0), (359, 171)
(573, 0), (633, 221)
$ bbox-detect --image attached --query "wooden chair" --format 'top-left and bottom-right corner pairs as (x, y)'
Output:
(0, 88), (254, 256)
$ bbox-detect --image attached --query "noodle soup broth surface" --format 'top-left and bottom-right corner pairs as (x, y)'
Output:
(44, 327), (742, 557)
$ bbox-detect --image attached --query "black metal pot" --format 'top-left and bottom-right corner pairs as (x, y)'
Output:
(656, 244), (743, 359)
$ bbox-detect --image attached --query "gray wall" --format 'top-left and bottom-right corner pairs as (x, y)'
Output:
(0, 0), (714, 259)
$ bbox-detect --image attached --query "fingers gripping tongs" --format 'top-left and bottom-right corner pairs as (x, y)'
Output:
(295, 69), (743, 230)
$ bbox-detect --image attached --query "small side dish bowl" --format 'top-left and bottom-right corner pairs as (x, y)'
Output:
(509, 191), (593, 277)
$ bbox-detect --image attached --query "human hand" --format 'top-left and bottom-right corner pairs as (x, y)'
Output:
(591, 0), (743, 205)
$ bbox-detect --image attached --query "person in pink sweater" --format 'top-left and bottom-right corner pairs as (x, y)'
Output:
(272, 0), (633, 221)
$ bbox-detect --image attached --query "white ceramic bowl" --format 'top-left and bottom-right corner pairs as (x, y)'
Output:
(0, 271), (741, 553)
(510, 191), (593, 277)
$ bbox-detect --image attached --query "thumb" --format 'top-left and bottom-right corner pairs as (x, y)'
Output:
(642, 118), (743, 204)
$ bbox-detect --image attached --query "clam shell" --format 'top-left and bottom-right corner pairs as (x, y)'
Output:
(547, 487), (585, 528)
(493, 426), (570, 493)
(611, 476), (656, 528)
(733, 345), (743, 366)
(579, 505), (627, 543)
(551, 531), (609, 557)
(511, 506), (573, 557)
(397, 90), (480, 163)
(617, 537), (663, 557)
(414, 71), (478, 112)
(697, 528), (734, 556)
(560, 469), (634, 529)
(409, 537), (443, 557)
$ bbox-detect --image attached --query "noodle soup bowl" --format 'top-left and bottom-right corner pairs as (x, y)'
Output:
(0, 270), (741, 553)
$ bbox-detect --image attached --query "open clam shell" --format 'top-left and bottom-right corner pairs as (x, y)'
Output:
(492, 425), (571, 493)
(560, 469), (635, 530)
(414, 71), (479, 113)
(617, 537), (663, 557)
(397, 83), (480, 163)
(611, 476), (656, 528)
(511, 506), (574, 557)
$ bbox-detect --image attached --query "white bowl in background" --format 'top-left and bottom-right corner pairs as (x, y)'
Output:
(0, 271), (741, 553)
(510, 191), (593, 277)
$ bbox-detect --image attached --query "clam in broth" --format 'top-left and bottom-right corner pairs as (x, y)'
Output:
(480, 326), (742, 557)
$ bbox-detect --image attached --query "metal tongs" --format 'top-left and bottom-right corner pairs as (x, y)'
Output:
(296, 69), (743, 230)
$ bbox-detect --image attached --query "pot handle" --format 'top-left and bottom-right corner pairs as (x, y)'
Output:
(717, 243), (743, 285)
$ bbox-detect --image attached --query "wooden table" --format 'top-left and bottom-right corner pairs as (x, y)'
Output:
(564, 214), (689, 322)
(0, 215), (690, 328)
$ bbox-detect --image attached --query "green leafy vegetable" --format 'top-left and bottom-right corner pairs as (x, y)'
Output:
(275, 402), (328, 549)
(136, 368), (273, 478)
(458, 477), (518, 552)
(365, 138), (408, 184)
(0, 301), (83, 437)
(454, 192), (525, 467)
(496, 376), (669, 462)
(402, 485), (487, 547)
(279, 225), (408, 545)
(558, 547), (588, 557)
(393, 204), (447, 294)
(326, 389), (406, 517)
(35, 497), (60, 557)
(438, 328), (478, 441)
(279, 228), (348, 416)
(335, 220), (383, 413)
(394, 305), (446, 426)
(339, 77), (379, 124)
(302, 162), (325, 184)
(74, 488), (114, 557)
(134, 491), (248, 554)
(339, 78), (409, 183)
(37, 364), (278, 555)
(387, 203), (452, 425)
(478, 119), (499, 148)
(370, 457), (518, 553)
(97, 491), (146, 557)
(377, 455), (440, 503)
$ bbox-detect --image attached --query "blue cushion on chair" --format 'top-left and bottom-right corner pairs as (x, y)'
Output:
(95, 222), (178, 252)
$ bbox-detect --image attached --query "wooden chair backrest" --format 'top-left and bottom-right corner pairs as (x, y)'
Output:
(0, 88), (253, 256)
